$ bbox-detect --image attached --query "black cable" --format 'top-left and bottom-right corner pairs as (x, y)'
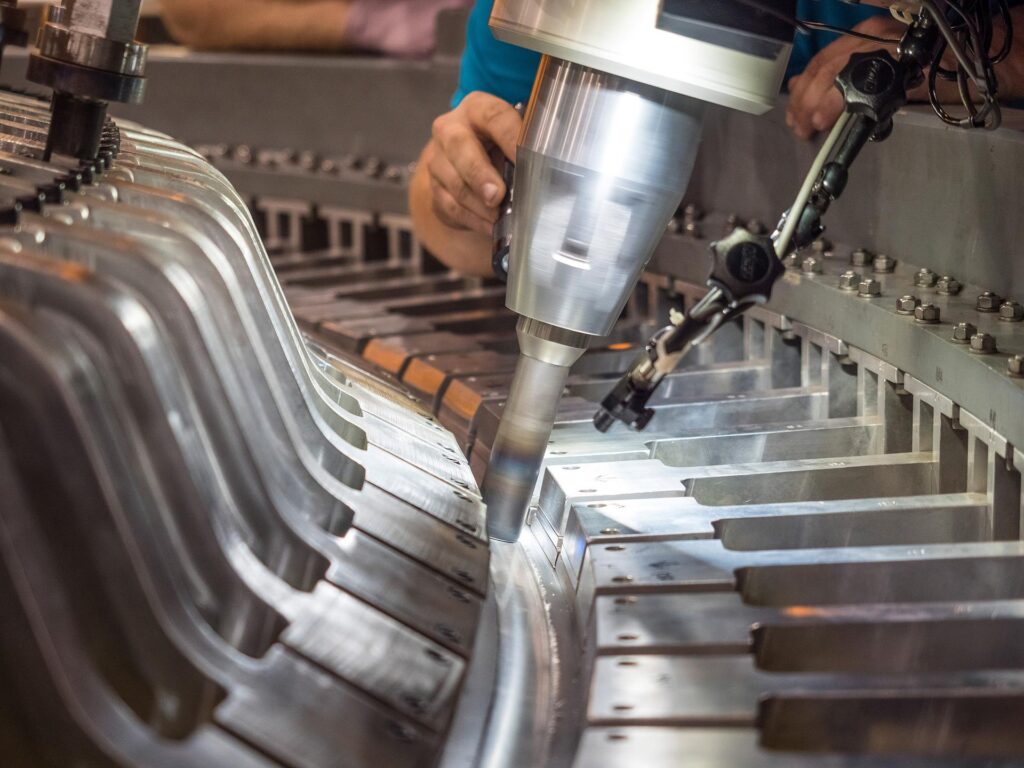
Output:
(730, 0), (902, 43)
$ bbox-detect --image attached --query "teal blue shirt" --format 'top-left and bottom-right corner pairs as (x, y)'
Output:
(452, 1), (888, 108)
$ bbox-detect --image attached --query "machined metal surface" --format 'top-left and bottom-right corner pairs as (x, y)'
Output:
(5, 42), (1024, 768)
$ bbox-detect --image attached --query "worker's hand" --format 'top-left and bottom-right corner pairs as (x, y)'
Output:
(426, 92), (522, 236)
(786, 14), (905, 140)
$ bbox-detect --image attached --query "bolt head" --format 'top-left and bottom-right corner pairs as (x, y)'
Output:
(838, 270), (861, 291)
(683, 219), (702, 238)
(999, 300), (1024, 322)
(936, 276), (963, 296)
(683, 203), (704, 221)
(784, 252), (802, 270)
(858, 278), (882, 298)
(952, 322), (978, 343)
(914, 268), (938, 288)
(812, 237), (834, 256)
(801, 255), (823, 274)
(850, 248), (875, 267)
(873, 254), (897, 274)
(896, 295), (921, 314)
(914, 303), (941, 323)
(977, 291), (1003, 312)
(746, 219), (768, 235)
(1009, 355), (1024, 378)
(970, 332), (998, 354)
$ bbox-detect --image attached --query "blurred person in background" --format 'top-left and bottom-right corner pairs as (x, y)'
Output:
(159, 0), (472, 56)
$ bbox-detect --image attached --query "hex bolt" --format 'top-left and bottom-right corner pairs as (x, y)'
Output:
(936, 275), (963, 296)
(839, 270), (862, 291)
(999, 300), (1024, 322)
(801, 255), (823, 274)
(858, 278), (882, 298)
(970, 332), (998, 354)
(873, 254), (897, 273)
(977, 291), (1003, 313)
(952, 322), (978, 344)
(914, 303), (941, 324)
(896, 295), (921, 315)
(812, 237), (834, 256)
(1009, 355), (1024, 378)
(850, 248), (875, 267)
(914, 268), (938, 288)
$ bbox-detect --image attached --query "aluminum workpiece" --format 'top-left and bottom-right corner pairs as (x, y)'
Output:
(4, 40), (1024, 768)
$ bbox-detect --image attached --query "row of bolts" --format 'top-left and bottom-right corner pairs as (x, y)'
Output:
(196, 143), (415, 184)
(676, 204), (1024, 378)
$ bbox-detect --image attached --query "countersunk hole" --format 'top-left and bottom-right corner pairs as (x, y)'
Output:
(551, 451), (567, 455)
(564, 466), (581, 471)
(387, 721), (417, 743)
(579, 488), (597, 493)
(447, 587), (472, 604)
(617, 659), (639, 667)
(456, 519), (478, 533)
(453, 491), (471, 501)
(456, 534), (479, 549)
(453, 568), (473, 583)
(611, 575), (634, 584)
(605, 545), (626, 552)
(607, 733), (629, 742)
(600, 527), (620, 534)
(613, 704), (635, 712)
(617, 634), (640, 642)
(424, 648), (452, 666)
(614, 596), (637, 605)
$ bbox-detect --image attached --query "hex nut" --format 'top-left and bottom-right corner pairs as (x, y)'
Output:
(936, 276), (963, 296)
(858, 278), (882, 298)
(914, 268), (938, 288)
(801, 255), (823, 274)
(999, 300), (1024, 322)
(914, 303), (941, 324)
(977, 291), (1003, 313)
(873, 254), (897, 274)
(952, 322), (978, 343)
(838, 270), (861, 291)
(851, 248), (875, 267)
(895, 295), (920, 315)
(1009, 355), (1024, 378)
(970, 332), (998, 354)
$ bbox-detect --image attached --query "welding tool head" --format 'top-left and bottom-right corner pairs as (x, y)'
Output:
(483, 318), (588, 542)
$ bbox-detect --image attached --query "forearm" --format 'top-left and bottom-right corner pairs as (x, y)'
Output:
(161, 0), (350, 50)
(410, 144), (494, 277)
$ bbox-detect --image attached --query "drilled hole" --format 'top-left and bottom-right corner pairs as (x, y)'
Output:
(613, 704), (635, 712)
(579, 488), (597, 493)
(605, 545), (626, 552)
(613, 596), (637, 605)
(611, 575), (634, 584)
(617, 659), (639, 667)
(607, 733), (629, 742)
(617, 634), (640, 642)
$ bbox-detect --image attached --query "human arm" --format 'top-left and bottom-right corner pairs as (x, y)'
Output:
(409, 92), (522, 276)
(160, 0), (350, 51)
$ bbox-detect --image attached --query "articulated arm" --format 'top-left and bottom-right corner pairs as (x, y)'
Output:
(594, 9), (955, 433)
